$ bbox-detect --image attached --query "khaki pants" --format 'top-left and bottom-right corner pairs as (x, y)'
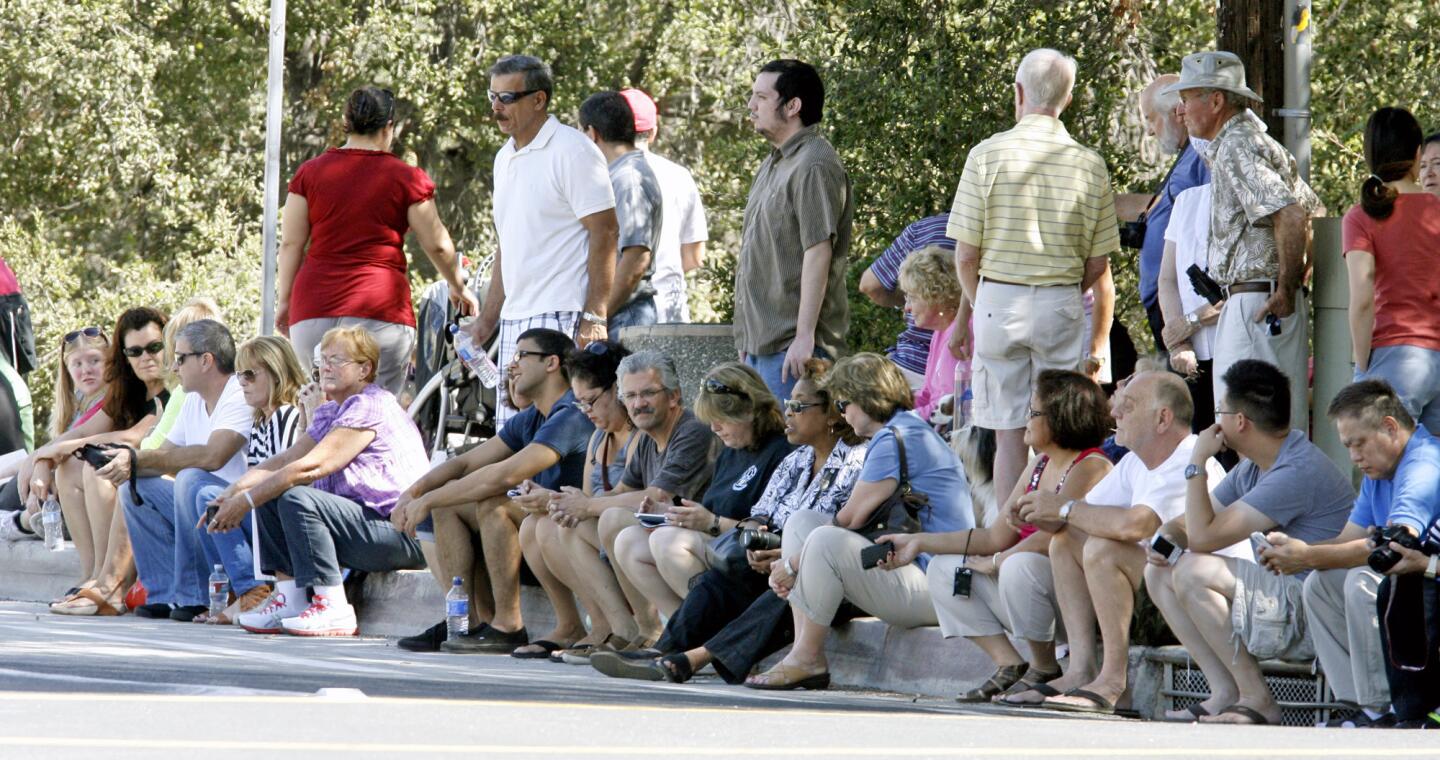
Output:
(789, 525), (937, 628)
(1302, 566), (1389, 710)
(927, 552), (1061, 642)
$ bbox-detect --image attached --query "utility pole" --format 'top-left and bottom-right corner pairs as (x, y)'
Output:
(260, 0), (287, 336)
(1217, 0), (1286, 137)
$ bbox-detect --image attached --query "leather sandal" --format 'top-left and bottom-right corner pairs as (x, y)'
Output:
(994, 666), (1063, 705)
(957, 662), (1028, 703)
(51, 587), (123, 617)
(743, 663), (831, 691)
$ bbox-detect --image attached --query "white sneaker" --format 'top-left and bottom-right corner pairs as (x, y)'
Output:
(280, 593), (358, 637)
(0, 511), (38, 542)
(237, 590), (303, 634)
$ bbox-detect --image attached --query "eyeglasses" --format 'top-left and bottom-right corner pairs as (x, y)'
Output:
(1027, 406), (1047, 419)
(784, 399), (824, 414)
(704, 378), (746, 398)
(318, 355), (358, 370)
(236, 369), (261, 384)
(1215, 406), (1238, 417)
(122, 341), (165, 358)
(574, 385), (612, 414)
(172, 351), (203, 367)
(619, 387), (667, 405)
(488, 89), (540, 105)
(513, 349), (557, 363)
(64, 327), (105, 344)
(834, 399), (853, 414)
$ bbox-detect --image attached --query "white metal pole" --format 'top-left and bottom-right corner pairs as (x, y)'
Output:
(1280, 0), (1312, 181)
(260, 0), (287, 336)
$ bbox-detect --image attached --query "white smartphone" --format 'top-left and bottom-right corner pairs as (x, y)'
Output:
(1250, 531), (1274, 552)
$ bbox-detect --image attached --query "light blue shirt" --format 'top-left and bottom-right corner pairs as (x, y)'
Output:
(859, 410), (972, 570)
(1355, 425), (1440, 534)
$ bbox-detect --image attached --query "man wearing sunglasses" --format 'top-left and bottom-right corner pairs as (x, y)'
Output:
(104, 319), (260, 622)
(467, 54), (619, 431)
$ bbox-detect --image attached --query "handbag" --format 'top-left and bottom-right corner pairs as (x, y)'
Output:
(851, 424), (928, 542)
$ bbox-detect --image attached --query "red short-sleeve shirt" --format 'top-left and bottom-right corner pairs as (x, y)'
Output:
(1343, 194), (1440, 352)
(287, 148), (437, 327)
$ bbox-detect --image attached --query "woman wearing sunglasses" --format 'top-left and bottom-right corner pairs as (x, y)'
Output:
(25, 308), (172, 615)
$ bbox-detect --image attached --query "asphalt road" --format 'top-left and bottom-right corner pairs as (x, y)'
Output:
(0, 601), (1435, 759)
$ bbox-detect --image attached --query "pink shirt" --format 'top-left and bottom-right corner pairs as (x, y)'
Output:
(914, 321), (966, 421)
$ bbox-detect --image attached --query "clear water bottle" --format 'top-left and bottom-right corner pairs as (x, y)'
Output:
(449, 324), (499, 388)
(208, 564), (229, 624)
(41, 497), (63, 552)
(954, 364), (973, 429)
(446, 576), (469, 640)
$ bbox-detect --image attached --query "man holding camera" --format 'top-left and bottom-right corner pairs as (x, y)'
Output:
(1146, 360), (1352, 724)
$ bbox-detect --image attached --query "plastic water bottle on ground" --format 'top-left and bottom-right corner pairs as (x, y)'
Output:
(446, 576), (469, 640)
(449, 324), (499, 388)
(954, 364), (973, 429)
(208, 564), (229, 623)
(41, 497), (63, 552)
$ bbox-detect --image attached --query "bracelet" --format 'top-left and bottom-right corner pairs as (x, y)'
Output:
(1426, 553), (1439, 581)
(581, 311), (608, 326)
(244, 492), (256, 509)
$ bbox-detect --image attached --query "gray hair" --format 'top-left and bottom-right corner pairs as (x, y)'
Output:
(617, 350), (681, 394)
(178, 319), (236, 374)
(488, 55), (554, 103)
(1015, 48), (1077, 112)
(1146, 82), (1181, 117)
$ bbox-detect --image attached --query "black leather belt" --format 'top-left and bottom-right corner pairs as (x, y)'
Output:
(1225, 281), (1276, 296)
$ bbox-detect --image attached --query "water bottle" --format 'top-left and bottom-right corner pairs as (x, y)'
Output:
(954, 364), (973, 429)
(446, 576), (469, 640)
(208, 564), (229, 623)
(41, 497), (63, 552)
(449, 324), (499, 388)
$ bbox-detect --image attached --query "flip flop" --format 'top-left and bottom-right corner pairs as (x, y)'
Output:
(1162, 703), (1211, 722)
(1202, 704), (1270, 725)
(51, 587), (122, 617)
(1041, 687), (1116, 715)
(511, 639), (565, 659)
(996, 681), (1062, 705)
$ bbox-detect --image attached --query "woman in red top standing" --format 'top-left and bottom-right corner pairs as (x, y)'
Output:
(277, 86), (477, 395)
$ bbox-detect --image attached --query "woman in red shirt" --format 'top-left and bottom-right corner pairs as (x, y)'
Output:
(277, 86), (477, 395)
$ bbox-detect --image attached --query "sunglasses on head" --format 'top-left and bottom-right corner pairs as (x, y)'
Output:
(122, 341), (165, 358)
(64, 327), (105, 344)
(585, 341), (611, 356)
(704, 378), (746, 398)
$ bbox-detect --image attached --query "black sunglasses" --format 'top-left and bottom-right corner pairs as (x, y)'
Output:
(64, 327), (105, 344)
(834, 398), (853, 414)
(237, 369), (260, 383)
(122, 341), (165, 358)
(783, 399), (824, 414)
(488, 88), (540, 105)
(704, 378), (746, 398)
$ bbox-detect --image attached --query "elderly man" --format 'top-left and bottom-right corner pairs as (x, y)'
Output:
(1165, 51), (1321, 431)
(1261, 380), (1440, 727)
(949, 48), (1119, 497)
(1013, 371), (1235, 713)
(1147, 360), (1352, 725)
(468, 55), (618, 428)
(390, 329), (595, 654)
(734, 59), (852, 400)
(109, 320), (256, 621)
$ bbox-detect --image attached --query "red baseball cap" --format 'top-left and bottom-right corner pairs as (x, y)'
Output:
(619, 88), (658, 133)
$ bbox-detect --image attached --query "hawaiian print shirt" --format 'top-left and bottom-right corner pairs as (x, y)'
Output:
(748, 439), (869, 531)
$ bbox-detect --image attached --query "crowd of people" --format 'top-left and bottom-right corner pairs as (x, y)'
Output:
(3, 45), (1440, 731)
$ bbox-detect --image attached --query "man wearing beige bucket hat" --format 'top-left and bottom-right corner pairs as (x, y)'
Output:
(1162, 51), (1320, 433)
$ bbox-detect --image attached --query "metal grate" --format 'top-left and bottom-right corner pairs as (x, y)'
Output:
(1163, 660), (1343, 727)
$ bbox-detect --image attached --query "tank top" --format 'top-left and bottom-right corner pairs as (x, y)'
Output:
(1017, 447), (1107, 539)
(587, 428), (634, 494)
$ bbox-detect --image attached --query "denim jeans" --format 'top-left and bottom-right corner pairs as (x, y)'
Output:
(1358, 344), (1440, 432)
(194, 482), (262, 595)
(255, 486), (424, 588)
(122, 469), (218, 607)
(745, 346), (830, 402)
(611, 294), (658, 332)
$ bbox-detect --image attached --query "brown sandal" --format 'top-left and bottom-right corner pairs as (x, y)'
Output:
(51, 587), (123, 617)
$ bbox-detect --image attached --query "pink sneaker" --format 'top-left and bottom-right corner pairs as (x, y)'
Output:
(237, 590), (302, 634)
(280, 594), (358, 637)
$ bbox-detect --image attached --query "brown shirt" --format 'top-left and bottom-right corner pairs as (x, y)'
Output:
(733, 126), (852, 357)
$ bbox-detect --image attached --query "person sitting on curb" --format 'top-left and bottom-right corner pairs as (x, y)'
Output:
(211, 326), (429, 637)
(1147, 359), (1353, 725)
(1261, 380), (1436, 727)
(391, 328), (594, 655)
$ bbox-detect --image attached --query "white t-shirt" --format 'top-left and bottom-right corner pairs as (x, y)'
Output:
(1083, 434), (1249, 560)
(165, 375), (254, 483)
(493, 116), (616, 321)
(1163, 183), (1217, 360)
(644, 150), (709, 322)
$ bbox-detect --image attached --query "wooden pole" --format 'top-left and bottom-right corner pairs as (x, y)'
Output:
(1216, 0), (1285, 138)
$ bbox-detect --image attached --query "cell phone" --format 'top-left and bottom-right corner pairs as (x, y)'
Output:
(1250, 531), (1274, 552)
(859, 541), (894, 570)
(671, 494), (683, 507)
(506, 487), (525, 499)
(637, 513), (668, 529)
(1151, 534), (1183, 565)
(204, 504), (219, 529)
(953, 566), (973, 598)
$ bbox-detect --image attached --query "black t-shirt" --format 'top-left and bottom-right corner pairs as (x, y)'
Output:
(702, 432), (794, 521)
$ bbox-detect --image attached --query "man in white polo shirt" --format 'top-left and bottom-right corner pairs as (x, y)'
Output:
(470, 54), (619, 429)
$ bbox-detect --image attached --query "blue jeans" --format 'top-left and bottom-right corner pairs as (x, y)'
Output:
(745, 346), (830, 402)
(194, 482), (262, 595)
(122, 469), (216, 607)
(1358, 344), (1440, 431)
(255, 486), (424, 588)
(611, 294), (657, 331)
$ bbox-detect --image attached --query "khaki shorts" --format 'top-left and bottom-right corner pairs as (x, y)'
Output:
(1230, 557), (1314, 663)
(971, 280), (1084, 429)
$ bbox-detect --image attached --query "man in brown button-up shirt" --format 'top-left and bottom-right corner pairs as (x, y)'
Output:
(733, 59), (852, 400)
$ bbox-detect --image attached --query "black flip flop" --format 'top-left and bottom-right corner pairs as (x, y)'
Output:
(1041, 687), (1116, 715)
(1212, 704), (1270, 725)
(997, 681), (1062, 705)
(511, 639), (564, 659)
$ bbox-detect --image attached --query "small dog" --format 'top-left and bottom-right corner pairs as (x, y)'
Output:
(951, 424), (997, 529)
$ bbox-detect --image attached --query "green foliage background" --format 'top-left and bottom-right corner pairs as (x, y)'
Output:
(2, 0), (1431, 444)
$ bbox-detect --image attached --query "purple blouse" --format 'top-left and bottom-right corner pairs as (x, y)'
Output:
(306, 384), (428, 516)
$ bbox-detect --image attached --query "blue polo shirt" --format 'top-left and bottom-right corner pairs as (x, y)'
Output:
(1355, 425), (1440, 534)
(1139, 143), (1210, 308)
(859, 410), (972, 571)
(865, 215), (954, 374)
(497, 389), (595, 490)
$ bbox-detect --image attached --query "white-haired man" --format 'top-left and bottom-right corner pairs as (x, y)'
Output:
(948, 48), (1119, 497)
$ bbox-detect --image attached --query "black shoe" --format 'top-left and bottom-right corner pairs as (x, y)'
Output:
(398, 621), (448, 652)
(169, 605), (207, 622)
(440, 624), (529, 654)
(134, 603), (173, 619)
(591, 651), (692, 683)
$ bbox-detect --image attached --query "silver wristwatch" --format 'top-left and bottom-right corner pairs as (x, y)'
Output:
(1058, 500), (1075, 522)
(581, 311), (608, 326)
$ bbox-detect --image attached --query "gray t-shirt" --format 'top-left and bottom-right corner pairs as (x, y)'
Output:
(1212, 429), (1354, 576)
(621, 408), (719, 499)
(610, 150), (663, 304)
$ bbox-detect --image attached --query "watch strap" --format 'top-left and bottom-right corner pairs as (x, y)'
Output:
(581, 311), (608, 326)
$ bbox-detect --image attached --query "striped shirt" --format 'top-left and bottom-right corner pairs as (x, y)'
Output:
(246, 404), (300, 467)
(947, 114), (1119, 285)
(865, 215), (954, 374)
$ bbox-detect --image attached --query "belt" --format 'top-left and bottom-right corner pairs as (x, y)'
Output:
(980, 276), (1076, 289)
(1224, 281), (1310, 298)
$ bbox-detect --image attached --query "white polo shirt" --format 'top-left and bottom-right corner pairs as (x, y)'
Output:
(644, 150), (709, 321)
(492, 115), (616, 321)
(165, 375), (254, 483)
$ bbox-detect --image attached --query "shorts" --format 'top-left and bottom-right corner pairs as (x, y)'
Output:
(971, 280), (1084, 429)
(1230, 557), (1314, 663)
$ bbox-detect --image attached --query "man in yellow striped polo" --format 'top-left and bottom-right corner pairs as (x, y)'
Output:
(947, 48), (1120, 497)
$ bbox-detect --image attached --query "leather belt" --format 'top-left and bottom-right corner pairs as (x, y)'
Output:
(980, 276), (1075, 288)
(1225, 281), (1276, 296)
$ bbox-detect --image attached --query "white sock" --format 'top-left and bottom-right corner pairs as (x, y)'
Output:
(313, 584), (348, 606)
(276, 579), (301, 607)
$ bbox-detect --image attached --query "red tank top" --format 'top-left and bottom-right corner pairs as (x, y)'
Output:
(1017, 447), (1107, 539)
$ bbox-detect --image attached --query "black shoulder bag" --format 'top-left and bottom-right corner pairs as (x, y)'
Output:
(850, 425), (927, 541)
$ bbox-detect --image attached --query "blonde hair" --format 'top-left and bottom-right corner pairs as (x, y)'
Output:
(235, 336), (307, 424)
(163, 297), (223, 377)
(50, 329), (109, 438)
(319, 325), (380, 383)
(694, 362), (785, 443)
(897, 244), (962, 311)
(820, 352), (914, 422)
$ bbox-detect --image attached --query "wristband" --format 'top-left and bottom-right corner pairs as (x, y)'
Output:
(244, 491), (256, 509)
